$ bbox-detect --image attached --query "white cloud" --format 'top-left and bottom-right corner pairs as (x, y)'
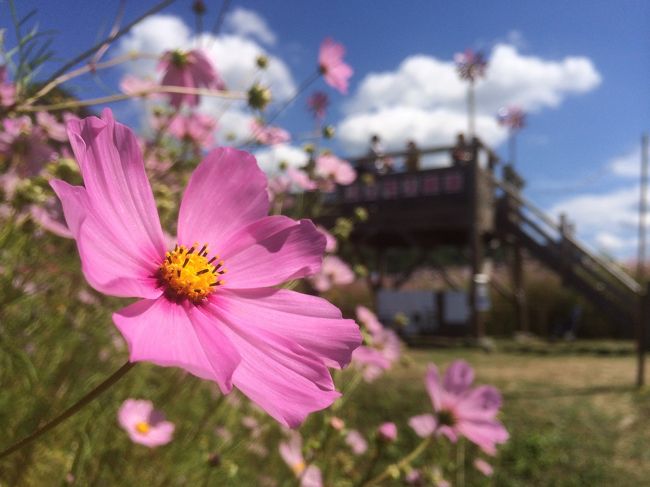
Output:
(339, 43), (600, 154)
(594, 232), (631, 253)
(224, 7), (277, 46)
(254, 144), (309, 173)
(609, 148), (641, 178)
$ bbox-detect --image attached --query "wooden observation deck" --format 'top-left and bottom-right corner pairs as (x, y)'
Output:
(319, 140), (648, 375)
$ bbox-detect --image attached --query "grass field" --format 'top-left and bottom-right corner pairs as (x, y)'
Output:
(3, 324), (649, 486)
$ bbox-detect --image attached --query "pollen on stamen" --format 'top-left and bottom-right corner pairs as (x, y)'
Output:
(158, 243), (227, 303)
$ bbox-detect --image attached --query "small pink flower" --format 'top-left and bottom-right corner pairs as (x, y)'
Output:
(319, 38), (353, 94)
(413, 361), (509, 454)
(158, 49), (225, 108)
(408, 414), (437, 437)
(454, 49), (488, 82)
(474, 458), (494, 477)
(378, 422), (397, 442)
(117, 399), (174, 447)
(309, 255), (355, 292)
(168, 112), (217, 149)
(345, 429), (368, 455)
(250, 119), (291, 146)
(316, 154), (356, 186)
(498, 106), (526, 131)
(352, 306), (401, 382)
(316, 225), (337, 253)
(287, 168), (316, 191)
(0, 66), (16, 106)
(36, 111), (68, 142)
(51, 109), (360, 428)
(307, 91), (329, 120)
(330, 416), (345, 430)
(0, 116), (55, 176)
(120, 75), (163, 99)
(279, 432), (323, 487)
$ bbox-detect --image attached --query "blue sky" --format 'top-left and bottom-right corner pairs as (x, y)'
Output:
(2, 0), (648, 257)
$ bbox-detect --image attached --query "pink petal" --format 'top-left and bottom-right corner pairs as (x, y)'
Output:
(50, 180), (162, 298)
(217, 288), (360, 368)
(177, 148), (269, 250)
(408, 414), (436, 437)
(221, 216), (325, 289)
(443, 360), (475, 395)
(425, 364), (444, 411)
(66, 108), (166, 263)
(203, 298), (341, 428)
(457, 418), (509, 455)
(301, 465), (323, 487)
(113, 297), (240, 393)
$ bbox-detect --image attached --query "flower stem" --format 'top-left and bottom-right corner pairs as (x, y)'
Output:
(0, 361), (135, 460)
(362, 437), (432, 486)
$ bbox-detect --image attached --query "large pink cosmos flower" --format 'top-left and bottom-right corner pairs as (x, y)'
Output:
(117, 399), (175, 448)
(50, 109), (361, 427)
(318, 38), (353, 94)
(410, 361), (508, 455)
(158, 49), (225, 108)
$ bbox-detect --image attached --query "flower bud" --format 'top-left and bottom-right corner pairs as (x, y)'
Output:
(256, 55), (269, 69)
(322, 125), (335, 139)
(247, 84), (272, 111)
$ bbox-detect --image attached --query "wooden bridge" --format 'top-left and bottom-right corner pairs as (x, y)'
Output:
(320, 140), (650, 385)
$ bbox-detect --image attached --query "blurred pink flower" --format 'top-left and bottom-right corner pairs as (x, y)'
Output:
(329, 416), (345, 430)
(287, 168), (316, 191)
(0, 116), (55, 176)
(345, 429), (368, 455)
(0, 66), (16, 106)
(117, 399), (174, 447)
(30, 197), (73, 239)
(250, 119), (291, 146)
(352, 306), (401, 382)
(316, 225), (337, 253)
(168, 112), (217, 148)
(158, 49), (225, 108)
(316, 154), (356, 187)
(454, 49), (488, 82)
(120, 75), (163, 99)
(51, 109), (361, 428)
(413, 361), (509, 454)
(408, 414), (437, 437)
(474, 458), (494, 477)
(319, 38), (353, 94)
(307, 91), (329, 120)
(497, 106), (526, 131)
(279, 432), (323, 487)
(378, 422), (397, 442)
(36, 111), (68, 142)
(309, 255), (355, 292)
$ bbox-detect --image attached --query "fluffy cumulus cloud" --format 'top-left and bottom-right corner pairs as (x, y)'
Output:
(338, 43), (601, 156)
(224, 7), (277, 46)
(116, 13), (296, 144)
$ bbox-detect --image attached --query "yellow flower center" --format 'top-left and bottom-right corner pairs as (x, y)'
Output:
(292, 461), (306, 476)
(158, 243), (226, 303)
(135, 421), (150, 434)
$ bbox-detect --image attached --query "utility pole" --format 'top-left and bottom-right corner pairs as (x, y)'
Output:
(636, 133), (648, 387)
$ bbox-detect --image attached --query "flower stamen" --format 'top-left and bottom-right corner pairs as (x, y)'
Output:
(158, 243), (227, 302)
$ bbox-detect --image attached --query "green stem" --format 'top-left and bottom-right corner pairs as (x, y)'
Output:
(363, 437), (432, 486)
(0, 361), (135, 460)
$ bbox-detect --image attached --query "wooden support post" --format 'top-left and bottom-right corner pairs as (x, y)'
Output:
(512, 238), (529, 334)
(469, 140), (485, 339)
(637, 284), (649, 387)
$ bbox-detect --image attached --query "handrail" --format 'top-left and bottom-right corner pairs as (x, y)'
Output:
(493, 173), (642, 295)
(346, 145), (455, 164)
